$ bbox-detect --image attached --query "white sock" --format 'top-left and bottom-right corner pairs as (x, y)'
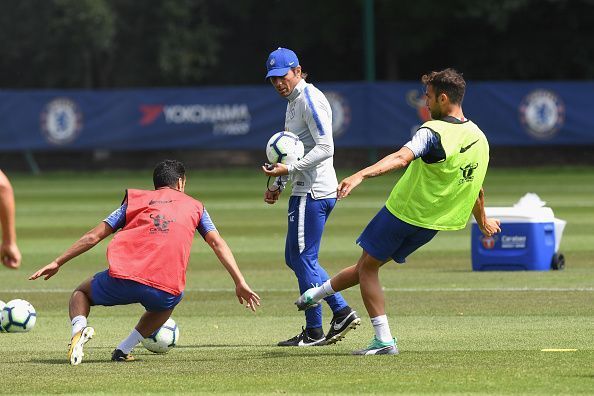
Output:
(370, 315), (393, 343)
(71, 315), (87, 337)
(310, 279), (336, 301)
(322, 280), (336, 296)
(117, 329), (144, 354)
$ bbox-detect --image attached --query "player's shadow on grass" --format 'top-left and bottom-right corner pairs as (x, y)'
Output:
(30, 358), (111, 365)
(176, 344), (263, 348)
(233, 351), (354, 360)
(175, 345), (352, 358)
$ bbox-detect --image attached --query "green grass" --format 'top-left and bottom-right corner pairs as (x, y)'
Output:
(1, 167), (593, 395)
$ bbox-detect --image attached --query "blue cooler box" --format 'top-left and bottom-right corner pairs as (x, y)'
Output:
(471, 207), (561, 271)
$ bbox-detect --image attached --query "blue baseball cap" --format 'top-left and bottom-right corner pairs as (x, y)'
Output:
(265, 47), (299, 79)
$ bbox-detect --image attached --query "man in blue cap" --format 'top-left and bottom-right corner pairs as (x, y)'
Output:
(262, 47), (361, 347)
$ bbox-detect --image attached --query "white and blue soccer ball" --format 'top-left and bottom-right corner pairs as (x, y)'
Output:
(141, 318), (179, 354)
(0, 299), (36, 333)
(266, 131), (305, 165)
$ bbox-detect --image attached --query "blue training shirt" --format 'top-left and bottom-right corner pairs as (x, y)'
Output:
(104, 204), (217, 238)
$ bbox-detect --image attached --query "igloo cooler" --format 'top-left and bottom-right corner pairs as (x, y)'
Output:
(471, 207), (566, 271)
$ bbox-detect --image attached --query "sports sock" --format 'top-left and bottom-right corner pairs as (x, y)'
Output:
(322, 279), (336, 296)
(333, 305), (352, 318)
(305, 326), (324, 340)
(71, 315), (87, 337)
(309, 279), (336, 302)
(370, 315), (393, 343)
(117, 329), (144, 354)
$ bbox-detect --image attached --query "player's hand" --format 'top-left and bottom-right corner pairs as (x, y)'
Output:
(235, 281), (261, 312)
(479, 218), (501, 237)
(29, 261), (60, 280)
(337, 173), (364, 200)
(264, 189), (281, 205)
(262, 163), (289, 177)
(1, 242), (21, 269)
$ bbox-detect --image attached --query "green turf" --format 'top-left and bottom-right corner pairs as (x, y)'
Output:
(0, 167), (593, 395)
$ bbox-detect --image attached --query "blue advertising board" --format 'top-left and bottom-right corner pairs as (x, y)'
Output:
(0, 81), (591, 151)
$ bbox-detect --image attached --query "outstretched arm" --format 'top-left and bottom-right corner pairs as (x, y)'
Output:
(337, 146), (415, 199)
(472, 188), (501, 237)
(203, 230), (261, 312)
(29, 222), (114, 280)
(0, 170), (21, 269)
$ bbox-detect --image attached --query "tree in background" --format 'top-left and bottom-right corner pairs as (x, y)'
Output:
(0, 0), (115, 88)
(0, 0), (220, 88)
(106, 0), (221, 86)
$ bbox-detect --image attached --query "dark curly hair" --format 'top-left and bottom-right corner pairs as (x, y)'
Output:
(421, 68), (466, 105)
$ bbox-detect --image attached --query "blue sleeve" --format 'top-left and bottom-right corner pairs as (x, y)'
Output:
(303, 87), (330, 136)
(197, 208), (217, 238)
(404, 128), (440, 158)
(104, 204), (127, 230)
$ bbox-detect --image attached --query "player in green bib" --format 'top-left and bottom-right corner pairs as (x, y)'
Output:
(295, 68), (501, 355)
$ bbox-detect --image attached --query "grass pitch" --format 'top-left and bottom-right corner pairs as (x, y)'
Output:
(0, 167), (593, 394)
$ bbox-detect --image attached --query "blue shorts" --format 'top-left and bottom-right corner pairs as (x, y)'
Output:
(357, 206), (438, 263)
(90, 270), (183, 312)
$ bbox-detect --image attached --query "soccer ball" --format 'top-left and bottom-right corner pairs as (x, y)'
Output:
(0, 299), (37, 333)
(266, 131), (304, 165)
(141, 318), (179, 353)
(0, 300), (5, 332)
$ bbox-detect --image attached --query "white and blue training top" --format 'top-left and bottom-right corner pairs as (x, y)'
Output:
(280, 79), (338, 199)
(404, 116), (469, 160)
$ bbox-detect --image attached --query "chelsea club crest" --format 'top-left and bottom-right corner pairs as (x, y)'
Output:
(40, 98), (83, 145)
(324, 91), (351, 139)
(519, 90), (565, 140)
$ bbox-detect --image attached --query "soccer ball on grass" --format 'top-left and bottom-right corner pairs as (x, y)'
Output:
(0, 300), (5, 332)
(141, 318), (179, 353)
(0, 299), (36, 333)
(266, 131), (304, 165)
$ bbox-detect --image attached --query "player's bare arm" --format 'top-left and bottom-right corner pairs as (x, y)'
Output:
(472, 188), (501, 237)
(29, 222), (114, 280)
(0, 170), (21, 269)
(203, 230), (261, 312)
(337, 146), (414, 199)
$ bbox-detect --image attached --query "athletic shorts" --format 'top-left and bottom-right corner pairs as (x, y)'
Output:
(90, 270), (183, 312)
(356, 206), (438, 263)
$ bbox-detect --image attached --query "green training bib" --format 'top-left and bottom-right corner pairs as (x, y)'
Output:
(386, 119), (489, 230)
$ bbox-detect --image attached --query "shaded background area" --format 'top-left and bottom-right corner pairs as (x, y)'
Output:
(0, 0), (593, 89)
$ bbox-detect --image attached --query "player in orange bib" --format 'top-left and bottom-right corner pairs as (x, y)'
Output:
(30, 160), (260, 365)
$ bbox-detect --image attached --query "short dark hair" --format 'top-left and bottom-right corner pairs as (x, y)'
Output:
(421, 68), (466, 105)
(153, 159), (185, 189)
